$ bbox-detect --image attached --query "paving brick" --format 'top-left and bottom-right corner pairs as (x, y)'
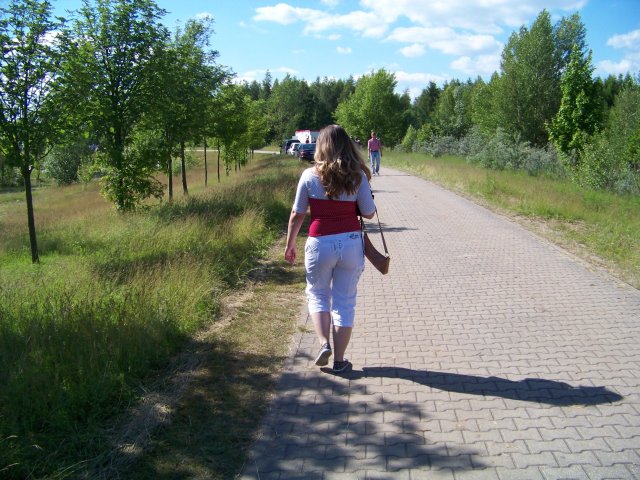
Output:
(366, 469), (411, 479)
(593, 448), (640, 465)
(564, 437), (610, 453)
(581, 464), (637, 479)
(539, 465), (587, 479)
(323, 473), (360, 480)
(452, 469), (501, 480)
(501, 428), (544, 443)
(497, 467), (544, 479)
(602, 436), (640, 452)
(524, 439), (570, 454)
(552, 450), (601, 467)
(239, 166), (640, 479)
(511, 452), (559, 468)
(539, 427), (583, 441)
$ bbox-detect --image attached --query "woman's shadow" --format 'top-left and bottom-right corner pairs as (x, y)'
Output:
(327, 367), (623, 406)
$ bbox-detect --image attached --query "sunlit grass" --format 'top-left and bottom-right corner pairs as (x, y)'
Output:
(0, 153), (304, 479)
(385, 151), (640, 288)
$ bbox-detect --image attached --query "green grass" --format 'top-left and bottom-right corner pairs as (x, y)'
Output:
(0, 154), (305, 479)
(384, 152), (640, 288)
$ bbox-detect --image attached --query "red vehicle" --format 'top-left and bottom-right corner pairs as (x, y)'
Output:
(298, 143), (316, 162)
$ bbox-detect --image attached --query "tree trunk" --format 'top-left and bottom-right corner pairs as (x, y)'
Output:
(204, 138), (208, 187)
(180, 141), (188, 195)
(167, 154), (173, 201)
(22, 166), (39, 263)
(113, 131), (126, 210)
(217, 139), (221, 183)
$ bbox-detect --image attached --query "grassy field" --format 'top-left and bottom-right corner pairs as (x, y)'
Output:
(0, 153), (307, 479)
(384, 151), (640, 289)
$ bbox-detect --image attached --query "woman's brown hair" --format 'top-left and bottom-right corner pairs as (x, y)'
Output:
(314, 124), (371, 199)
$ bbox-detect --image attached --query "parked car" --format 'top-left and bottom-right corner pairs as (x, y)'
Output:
(282, 138), (298, 154)
(287, 142), (301, 156)
(298, 143), (316, 162)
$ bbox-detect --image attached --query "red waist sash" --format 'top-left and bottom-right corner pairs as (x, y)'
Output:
(308, 198), (360, 236)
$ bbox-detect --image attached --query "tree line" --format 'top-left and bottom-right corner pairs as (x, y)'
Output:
(1, 0), (265, 263)
(245, 10), (638, 199)
(1, 2), (639, 264)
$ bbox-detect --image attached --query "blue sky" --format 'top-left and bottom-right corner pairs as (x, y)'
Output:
(54, 0), (640, 98)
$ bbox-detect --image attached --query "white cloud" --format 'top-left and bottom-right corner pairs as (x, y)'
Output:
(254, 3), (386, 38)
(400, 43), (425, 58)
(252, 1), (591, 81)
(255, 1), (577, 44)
(393, 70), (450, 99)
(394, 70), (448, 85)
(388, 26), (501, 56)
(195, 12), (214, 21)
(337, 46), (352, 54)
(450, 54), (501, 75)
(233, 69), (265, 84)
(598, 59), (634, 76)
(253, 3), (316, 25)
(307, 10), (387, 38)
(276, 66), (300, 76)
(360, 0), (586, 34)
(234, 67), (300, 84)
(607, 29), (640, 49)
(599, 29), (640, 76)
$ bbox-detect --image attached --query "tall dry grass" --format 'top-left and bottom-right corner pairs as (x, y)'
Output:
(0, 153), (302, 479)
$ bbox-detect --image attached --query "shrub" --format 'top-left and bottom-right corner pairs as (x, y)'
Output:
(422, 135), (458, 157)
(522, 144), (565, 177)
(399, 125), (418, 152)
(43, 140), (95, 185)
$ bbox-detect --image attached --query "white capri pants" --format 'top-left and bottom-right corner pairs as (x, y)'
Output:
(304, 231), (365, 327)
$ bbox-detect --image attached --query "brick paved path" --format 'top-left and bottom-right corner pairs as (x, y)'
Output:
(241, 166), (640, 480)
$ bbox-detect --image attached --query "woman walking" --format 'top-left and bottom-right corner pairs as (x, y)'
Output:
(285, 124), (376, 373)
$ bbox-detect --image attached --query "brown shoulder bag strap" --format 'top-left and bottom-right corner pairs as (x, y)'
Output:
(361, 208), (388, 255)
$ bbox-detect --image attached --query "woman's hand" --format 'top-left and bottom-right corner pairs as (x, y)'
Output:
(284, 245), (297, 264)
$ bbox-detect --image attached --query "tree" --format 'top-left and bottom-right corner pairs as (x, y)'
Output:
(497, 10), (559, 146)
(245, 99), (269, 154)
(0, 0), (66, 262)
(211, 83), (249, 177)
(595, 73), (636, 116)
(267, 74), (314, 143)
(309, 76), (349, 129)
(147, 16), (224, 198)
(580, 84), (640, 192)
(413, 81), (440, 126)
(554, 12), (587, 74)
(334, 69), (406, 146)
(548, 47), (599, 161)
(432, 80), (473, 138)
(43, 137), (95, 185)
(66, 0), (168, 210)
(244, 79), (261, 101)
(260, 70), (272, 100)
(470, 74), (502, 136)
(400, 125), (418, 152)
